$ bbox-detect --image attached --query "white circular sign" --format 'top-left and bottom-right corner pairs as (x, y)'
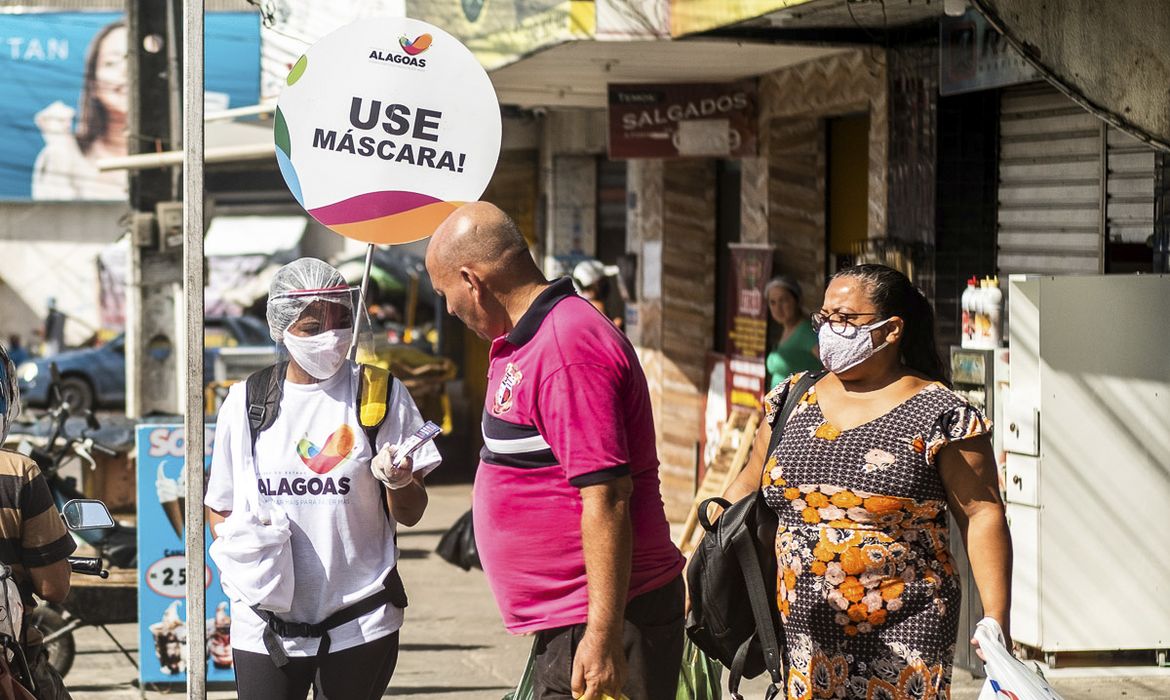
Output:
(275, 18), (502, 245)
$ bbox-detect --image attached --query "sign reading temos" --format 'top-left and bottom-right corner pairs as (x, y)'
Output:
(608, 81), (758, 159)
(275, 18), (501, 245)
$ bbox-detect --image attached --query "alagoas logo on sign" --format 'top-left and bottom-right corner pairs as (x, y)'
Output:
(370, 34), (432, 68)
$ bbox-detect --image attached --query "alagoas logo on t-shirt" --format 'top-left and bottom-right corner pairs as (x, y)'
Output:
(256, 424), (356, 497)
(492, 363), (522, 415)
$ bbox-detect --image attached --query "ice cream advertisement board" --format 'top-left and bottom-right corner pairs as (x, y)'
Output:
(136, 425), (234, 684)
(274, 17), (502, 245)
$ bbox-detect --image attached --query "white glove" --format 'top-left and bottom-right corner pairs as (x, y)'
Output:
(371, 444), (414, 490)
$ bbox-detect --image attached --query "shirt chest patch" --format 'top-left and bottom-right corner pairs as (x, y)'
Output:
(492, 362), (523, 415)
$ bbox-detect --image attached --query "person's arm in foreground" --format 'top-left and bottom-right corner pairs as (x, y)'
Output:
(939, 436), (1013, 649)
(573, 475), (633, 700)
(28, 559), (71, 604)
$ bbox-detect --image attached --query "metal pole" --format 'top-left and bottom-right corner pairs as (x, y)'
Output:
(182, 0), (206, 697)
(348, 243), (376, 361)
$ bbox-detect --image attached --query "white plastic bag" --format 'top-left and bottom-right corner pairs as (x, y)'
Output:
(974, 618), (1065, 700)
(209, 503), (295, 613)
(208, 449), (296, 614)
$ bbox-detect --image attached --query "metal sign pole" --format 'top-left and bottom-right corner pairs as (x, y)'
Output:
(348, 242), (376, 361)
(182, 0), (207, 696)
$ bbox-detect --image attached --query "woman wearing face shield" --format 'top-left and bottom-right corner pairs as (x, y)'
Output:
(205, 258), (440, 699)
(721, 264), (1012, 700)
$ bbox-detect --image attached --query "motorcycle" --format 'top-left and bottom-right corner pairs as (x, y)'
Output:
(0, 498), (115, 698)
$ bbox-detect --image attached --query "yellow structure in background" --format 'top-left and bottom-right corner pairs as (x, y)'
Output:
(669, 0), (815, 37)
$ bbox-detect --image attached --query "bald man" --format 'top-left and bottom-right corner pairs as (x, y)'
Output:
(426, 203), (685, 700)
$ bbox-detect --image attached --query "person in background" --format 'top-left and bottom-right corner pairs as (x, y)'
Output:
(765, 274), (821, 389)
(572, 259), (623, 329)
(724, 264), (1012, 700)
(7, 336), (28, 368)
(426, 203), (685, 700)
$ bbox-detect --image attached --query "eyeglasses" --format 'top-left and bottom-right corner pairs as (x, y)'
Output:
(811, 311), (883, 337)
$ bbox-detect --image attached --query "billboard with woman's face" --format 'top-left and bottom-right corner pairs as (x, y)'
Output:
(0, 12), (261, 201)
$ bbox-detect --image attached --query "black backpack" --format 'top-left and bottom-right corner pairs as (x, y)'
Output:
(685, 370), (825, 700)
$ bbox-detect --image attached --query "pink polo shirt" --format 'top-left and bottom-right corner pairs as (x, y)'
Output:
(474, 278), (685, 634)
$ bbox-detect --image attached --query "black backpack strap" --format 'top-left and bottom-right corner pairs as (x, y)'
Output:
(252, 567), (408, 668)
(727, 519), (785, 699)
(245, 361), (289, 456)
(764, 370), (827, 458)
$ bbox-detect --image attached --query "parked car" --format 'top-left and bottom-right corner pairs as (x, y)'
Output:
(17, 316), (271, 412)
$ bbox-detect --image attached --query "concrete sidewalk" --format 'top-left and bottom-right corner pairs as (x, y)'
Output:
(65, 484), (1170, 699)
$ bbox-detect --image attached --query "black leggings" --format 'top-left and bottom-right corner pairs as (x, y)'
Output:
(232, 632), (399, 700)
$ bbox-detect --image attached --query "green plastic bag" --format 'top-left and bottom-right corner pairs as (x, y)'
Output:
(503, 637), (722, 700)
(677, 639), (722, 700)
(502, 637), (537, 700)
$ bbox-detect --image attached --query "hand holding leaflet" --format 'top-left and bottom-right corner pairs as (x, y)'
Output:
(371, 421), (440, 489)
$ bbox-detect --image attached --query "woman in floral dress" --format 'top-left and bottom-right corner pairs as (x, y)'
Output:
(723, 265), (1012, 700)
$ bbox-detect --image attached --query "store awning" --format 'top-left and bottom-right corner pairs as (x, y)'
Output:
(491, 39), (846, 109)
(204, 215), (307, 256)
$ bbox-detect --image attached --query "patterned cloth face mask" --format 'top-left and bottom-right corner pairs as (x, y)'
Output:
(817, 318), (891, 374)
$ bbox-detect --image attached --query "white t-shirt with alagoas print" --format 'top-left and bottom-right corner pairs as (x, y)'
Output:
(205, 362), (440, 656)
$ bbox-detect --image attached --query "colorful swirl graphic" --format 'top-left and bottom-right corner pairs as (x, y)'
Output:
(399, 34), (433, 56)
(296, 425), (357, 474)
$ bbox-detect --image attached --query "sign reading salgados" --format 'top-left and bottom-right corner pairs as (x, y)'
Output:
(275, 18), (502, 245)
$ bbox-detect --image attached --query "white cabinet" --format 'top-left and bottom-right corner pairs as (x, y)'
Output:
(1005, 275), (1170, 654)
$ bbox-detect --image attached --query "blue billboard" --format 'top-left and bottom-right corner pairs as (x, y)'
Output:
(136, 424), (235, 685)
(0, 12), (260, 200)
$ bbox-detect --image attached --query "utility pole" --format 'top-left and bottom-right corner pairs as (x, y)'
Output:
(126, 0), (183, 419)
(182, 0), (207, 693)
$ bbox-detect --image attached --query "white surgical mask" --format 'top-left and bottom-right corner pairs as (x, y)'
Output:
(282, 328), (353, 380)
(818, 318), (890, 374)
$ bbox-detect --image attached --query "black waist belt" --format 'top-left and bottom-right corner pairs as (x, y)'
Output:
(251, 567), (408, 667)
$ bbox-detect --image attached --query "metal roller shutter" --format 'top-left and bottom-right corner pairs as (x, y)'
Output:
(997, 84), (1156, 275)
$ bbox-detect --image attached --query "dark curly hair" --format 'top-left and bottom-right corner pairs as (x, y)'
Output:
(831, 264), (951, 387)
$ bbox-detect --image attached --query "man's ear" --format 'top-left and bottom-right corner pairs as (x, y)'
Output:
(460, 267), (481, 299)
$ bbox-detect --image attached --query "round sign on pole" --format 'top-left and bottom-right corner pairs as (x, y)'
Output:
(274, 18), (501, 245)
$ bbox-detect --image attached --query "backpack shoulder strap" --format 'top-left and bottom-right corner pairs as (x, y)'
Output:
(765, 369), (826, 458)
(245, 361), (288, 454)
(357, 363), (392, 449)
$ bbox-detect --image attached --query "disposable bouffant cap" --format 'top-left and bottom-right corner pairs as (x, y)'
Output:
(266, 258), (354, 342)
(765, 274), (803, 303)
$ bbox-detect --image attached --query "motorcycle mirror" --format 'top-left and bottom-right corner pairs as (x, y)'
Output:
(61, 499), (115, 531)
(85, 410), (100, 431)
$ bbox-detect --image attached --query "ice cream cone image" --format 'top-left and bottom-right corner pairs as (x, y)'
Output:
(156, 461), (185, 538)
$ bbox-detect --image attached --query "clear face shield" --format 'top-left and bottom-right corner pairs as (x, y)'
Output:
(267, 258), (380, 379)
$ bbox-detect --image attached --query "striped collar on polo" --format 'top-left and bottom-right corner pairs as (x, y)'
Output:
(505, 277), (576, 347)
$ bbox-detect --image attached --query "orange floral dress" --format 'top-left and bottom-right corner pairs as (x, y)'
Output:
(761, 374), (989, 700)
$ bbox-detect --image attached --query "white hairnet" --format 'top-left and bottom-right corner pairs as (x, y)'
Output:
(266, 258), (354, 342)
(0, 345), (20, 443)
